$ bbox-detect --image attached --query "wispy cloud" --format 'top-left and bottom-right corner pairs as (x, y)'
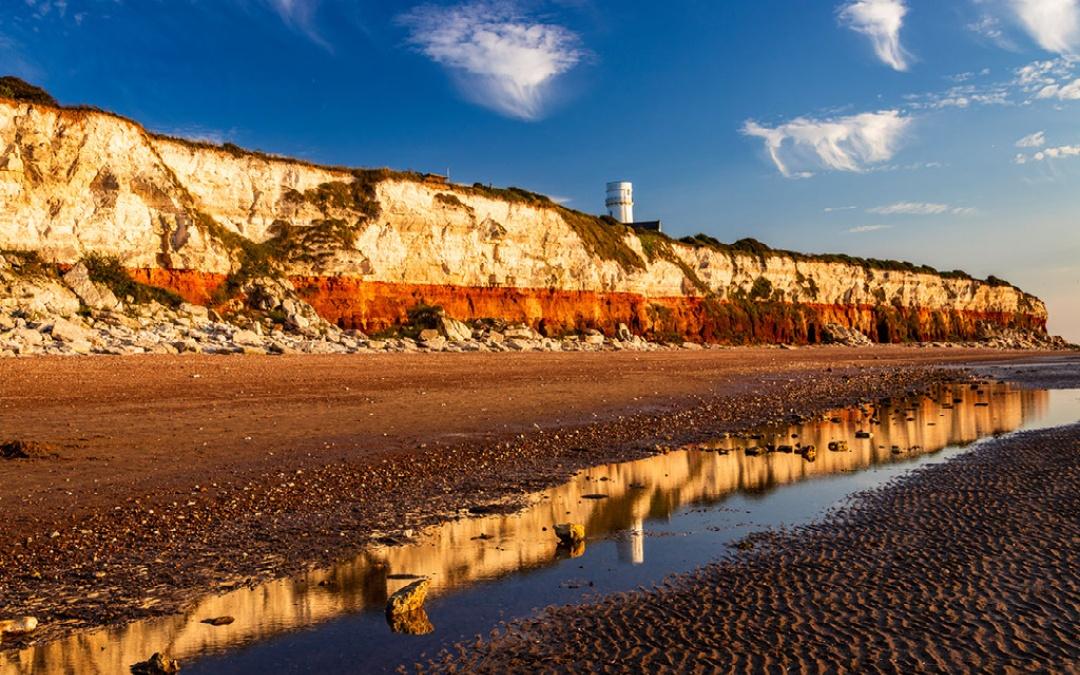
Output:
(1008, 0), (1080, 56)
(839, 0), (911, 71)
(867, 201), (977, 215)
(742, 110), (912, 178)
(24, 0), (68, 20)
(399, 1), (585, 121)
(967, 13), (1017, 49)
(847, 224), (892, 233)
(824, 205), (858, 212)
(1015, 143), (1080, 162)
(1016, 130), (1047, 147)
(263, 0), (328, 48)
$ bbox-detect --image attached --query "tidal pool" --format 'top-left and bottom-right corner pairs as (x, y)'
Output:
(8, 383), (1080, 674)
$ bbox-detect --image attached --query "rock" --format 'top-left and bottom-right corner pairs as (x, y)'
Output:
(584, 333), (605, 346)
(173, 339), (200, 354)
(505, 338), (536, 351)
(504, 325), (540, 340)
(855, 431), (873, 439)
(0, 616), (38, 636)
(178, 303), (209, 321)
(130, 652), (181, 674)
(49, 317), (91, 343)
(386, 578), (430, 617)
(827, 440), (849, 452)
(554, 523), (586, 546)
(10, 327), (44, 346)
(417, 328), (441, 342)
(821, 323), (874, 347)
(420, 335), (447, 351)
(200, 616), (235, 626)
(231, 329), (261, 345)
(62, 263), (120, 310)
(681, 341), (704, 350)
(616, 323), (632, 341)
(438, 316), (472, 342)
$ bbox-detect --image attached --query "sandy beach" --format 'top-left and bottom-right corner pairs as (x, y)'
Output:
(0, 346), (1066, 650)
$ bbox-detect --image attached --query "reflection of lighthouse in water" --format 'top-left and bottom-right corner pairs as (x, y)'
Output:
(616, 517), (645, 565)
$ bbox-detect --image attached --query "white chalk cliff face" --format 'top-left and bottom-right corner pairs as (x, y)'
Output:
(0, 97), (1047, 338)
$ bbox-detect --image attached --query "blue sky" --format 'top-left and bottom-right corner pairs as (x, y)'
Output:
(2, 0), (1078, 339)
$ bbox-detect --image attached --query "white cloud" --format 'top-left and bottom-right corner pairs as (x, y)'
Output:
(824, 205), (858, 212)
(1008, 0), (1080, 55)
(839, 0), (911, 71)
(1035, 76), (1080, 98)
(399, 1), (584, 121)
(1015, 143), (1080, 162)
(1016, 130), (1047, 146)
(742, 110), (912, 178)
(867, 201), (977, 215)
(847, 224), (892, 233)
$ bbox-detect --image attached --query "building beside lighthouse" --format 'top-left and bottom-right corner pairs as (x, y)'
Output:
(605, 181), (662, 232)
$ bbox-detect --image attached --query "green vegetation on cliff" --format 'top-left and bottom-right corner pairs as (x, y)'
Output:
(81, 253), (184, 308)
(0, 77), (58, 106)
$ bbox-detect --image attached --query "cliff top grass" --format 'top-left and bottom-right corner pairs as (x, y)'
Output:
(669, 233), (1015, 289)
(0, 76), (1026, 292)
(0, 77), (57, 107)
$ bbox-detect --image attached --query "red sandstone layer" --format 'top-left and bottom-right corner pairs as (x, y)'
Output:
(129, 269), (1046, 344)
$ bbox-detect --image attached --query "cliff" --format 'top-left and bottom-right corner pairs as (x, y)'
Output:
(0, 92), (1048, 344)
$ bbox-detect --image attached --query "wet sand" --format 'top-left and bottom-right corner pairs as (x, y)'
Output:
(432, 417), (1080, 673)
(0, 347), (1075, 650)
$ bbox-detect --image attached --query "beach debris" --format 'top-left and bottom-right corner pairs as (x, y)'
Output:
(554, 523), (586, 546)
(130, 652), (180, 674)
(386, 578), (430, 618)
(828, 440), (849, 452)
(0, 616), (38, 637)
(582, 493), (608, 500)
(200, 616), (234, 626)
(0, 440), (58, 459)
(855, 431), (873, 439)
(799, 445), (817, 462)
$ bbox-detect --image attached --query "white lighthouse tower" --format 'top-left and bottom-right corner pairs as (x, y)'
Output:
(605, 181), (634, 224)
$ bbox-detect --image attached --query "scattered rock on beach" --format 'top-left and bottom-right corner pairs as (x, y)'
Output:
(386, 578), (430, 617)
(130, 652), (180, 674)
(200, 616), (234, 626)
(0, 616), (38, 637)
(554, 523), (586, 546)
(0, 440), (59, 459)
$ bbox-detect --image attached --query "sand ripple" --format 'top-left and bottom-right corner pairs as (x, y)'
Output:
(432, 424), (1080, 673)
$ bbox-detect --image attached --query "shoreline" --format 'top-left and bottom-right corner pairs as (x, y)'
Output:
(1, 348), (1076, 653)
(430, 382), (1080, 672)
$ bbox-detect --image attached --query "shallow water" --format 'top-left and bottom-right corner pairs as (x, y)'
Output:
(8, 384), (1080, 674)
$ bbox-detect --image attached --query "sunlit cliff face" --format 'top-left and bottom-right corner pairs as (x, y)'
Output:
(0, 99), (1046, 343)
(3, 382), (1044, 675)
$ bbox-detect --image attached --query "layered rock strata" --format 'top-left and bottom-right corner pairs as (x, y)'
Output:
(0, 96), (1048, 344)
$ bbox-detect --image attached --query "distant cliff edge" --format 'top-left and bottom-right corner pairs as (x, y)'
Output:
(0, 81), (1049, 344)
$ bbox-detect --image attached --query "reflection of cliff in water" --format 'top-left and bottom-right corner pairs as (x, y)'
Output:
(4, 383), (1043, 675)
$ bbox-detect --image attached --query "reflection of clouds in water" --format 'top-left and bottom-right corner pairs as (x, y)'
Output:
(5, 384), (1043, 675)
